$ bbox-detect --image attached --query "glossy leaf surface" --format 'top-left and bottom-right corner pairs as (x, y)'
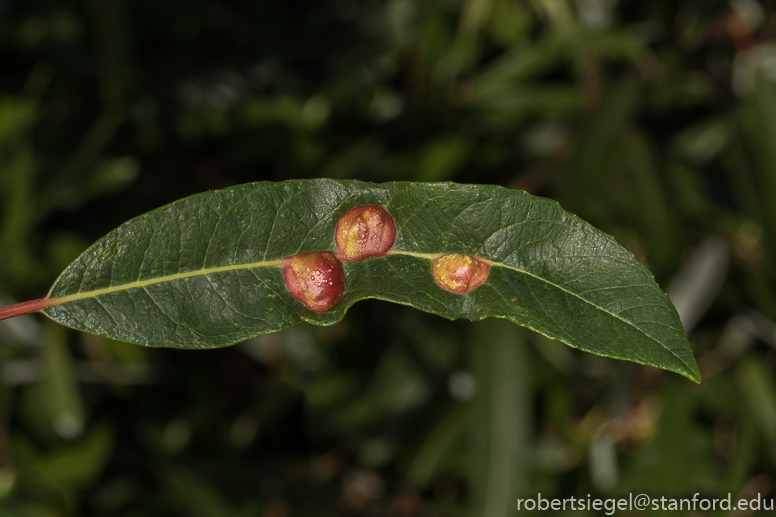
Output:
(42, 179), (699, 381)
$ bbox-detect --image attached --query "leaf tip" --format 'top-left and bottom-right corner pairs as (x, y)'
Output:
(685, 364), (702, 384)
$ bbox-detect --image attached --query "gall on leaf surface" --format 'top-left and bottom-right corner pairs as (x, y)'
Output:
(282, 251), (345, 313)
(38, 179), (699, 382)
(335, 205), (397, 261)
(432, 254), (490, 295)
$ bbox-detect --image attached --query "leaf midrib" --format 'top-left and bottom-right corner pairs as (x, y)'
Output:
(47, 259), (283, 304)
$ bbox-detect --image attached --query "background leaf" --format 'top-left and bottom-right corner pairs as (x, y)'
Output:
(41, 179), (698, 381)
(468, 319), (531, 516)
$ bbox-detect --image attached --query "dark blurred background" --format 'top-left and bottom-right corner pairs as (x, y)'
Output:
(1, 0), (776, 515)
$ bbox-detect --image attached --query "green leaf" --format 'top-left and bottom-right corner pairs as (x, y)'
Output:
(39, 179), (699, 381)
(469, 320), (531, 515)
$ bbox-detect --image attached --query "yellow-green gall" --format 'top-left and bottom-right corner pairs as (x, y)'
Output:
(335, 205), (396, 262)
(282, 251), (345, 313)
(432, 254), (490, 295)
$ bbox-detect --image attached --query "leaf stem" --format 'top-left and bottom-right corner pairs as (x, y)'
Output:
(0, 298), (54, 321)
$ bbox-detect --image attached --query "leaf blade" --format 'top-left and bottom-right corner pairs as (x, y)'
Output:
(41, 179), (699, 381)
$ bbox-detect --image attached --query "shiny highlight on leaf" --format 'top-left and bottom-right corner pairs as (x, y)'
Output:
(335, 205), (397, 261)
(282, 252), (345, 313)
(432, 254), (490, 295)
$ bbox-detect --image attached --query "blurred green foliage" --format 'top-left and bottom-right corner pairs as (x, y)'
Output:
(1, 0), (776, 515)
